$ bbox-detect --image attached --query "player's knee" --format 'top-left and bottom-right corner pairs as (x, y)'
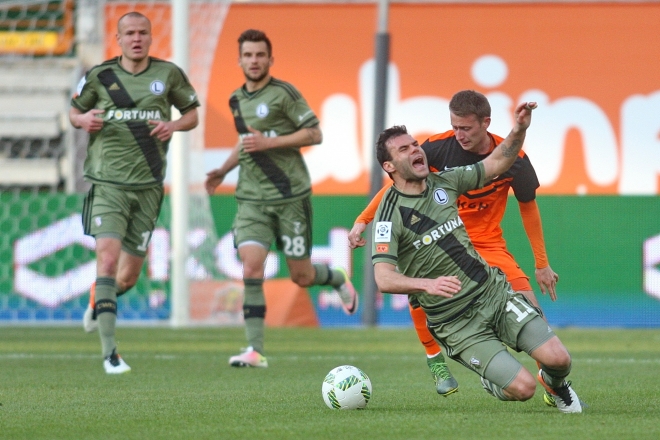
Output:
(506, 373), (537, 401)
(542, 343), (572, 371)
(290, 271), (314, 288)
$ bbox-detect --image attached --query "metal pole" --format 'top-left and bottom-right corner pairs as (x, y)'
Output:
(170, 0), (190, 327)
(362, 0), (390, 327)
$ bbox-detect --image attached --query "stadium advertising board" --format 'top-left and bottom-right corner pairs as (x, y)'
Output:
(105, 2), (660, 196)
(0, 0), (74, 55)
(1, 194), (660, 327)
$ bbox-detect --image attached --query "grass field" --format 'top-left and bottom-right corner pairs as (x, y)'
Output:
(1, 327), (659, 440)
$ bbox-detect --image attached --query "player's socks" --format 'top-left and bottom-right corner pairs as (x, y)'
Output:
(82, 282), (98, 333)
(409, 304), (442, 355)
(538, 363), (572, 388)
(534, 360), (559, 406)
(95, 277), (118, 358)
(89, 282), (96, 309)
(243, 278), (266, 355)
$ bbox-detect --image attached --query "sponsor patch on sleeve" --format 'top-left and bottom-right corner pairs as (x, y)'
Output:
(376, 243), (389, 253)
(374, 221), (392, 243)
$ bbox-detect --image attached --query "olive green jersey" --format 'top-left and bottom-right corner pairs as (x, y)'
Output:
(71, 57), (200, 189)
(372, 162), (508, 324)
(229, 77), (319, 203)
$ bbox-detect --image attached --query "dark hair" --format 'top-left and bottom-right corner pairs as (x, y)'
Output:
(117, 12), (150, 33)
(238, 29), (272, 57)
(376, 125), (409, 168)
(449, 90), (491, 120)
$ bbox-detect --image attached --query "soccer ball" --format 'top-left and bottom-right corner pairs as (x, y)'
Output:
(322, 365), (372, 410)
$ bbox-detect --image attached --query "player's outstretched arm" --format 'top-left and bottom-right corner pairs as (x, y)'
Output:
(349, 185), (392, 248)
(482, 102), (536, 181)
(205, 141), (240, 195)
(518, 200), (559, 301)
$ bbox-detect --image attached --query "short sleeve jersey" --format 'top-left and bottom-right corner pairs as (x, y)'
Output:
(422, 131), (540, 247)
(229, 78), (319, 203)
(71, 57), (200, 189)
(371, 162), (506, 323)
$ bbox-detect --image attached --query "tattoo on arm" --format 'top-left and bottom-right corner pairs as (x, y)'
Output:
(484, 138), (523, 181)
(501, 139), (522, 158)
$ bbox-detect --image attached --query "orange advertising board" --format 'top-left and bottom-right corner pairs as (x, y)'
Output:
(106, 3), (660, 195)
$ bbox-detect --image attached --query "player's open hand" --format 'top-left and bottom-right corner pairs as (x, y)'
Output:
(348, 223), (367, 249)
(78, 109), (104, 133)
(535, 266), (559, 301)
(204, 169), (226, 195)
(513, 102), (537, 132)
(241, 126), (272, 153)
(426, 275), (461, 298)
(148, 120), (175, 141)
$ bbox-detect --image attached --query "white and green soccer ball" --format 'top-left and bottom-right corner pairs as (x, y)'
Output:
(322, 365), (372, 410)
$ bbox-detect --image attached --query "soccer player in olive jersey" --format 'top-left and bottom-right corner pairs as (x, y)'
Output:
(370, 104), (583, 413)
(349, 91), (559, 401)
(70, 12), (199, 374)
(205, 29), (357, 368)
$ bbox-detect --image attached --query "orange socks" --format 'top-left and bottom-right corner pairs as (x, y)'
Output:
(409, 304), (441, 357)
(89, 282), (96, 308)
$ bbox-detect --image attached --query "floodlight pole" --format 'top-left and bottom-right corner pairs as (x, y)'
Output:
(362, 0), (390, 327)
(170, 0), (190, 327)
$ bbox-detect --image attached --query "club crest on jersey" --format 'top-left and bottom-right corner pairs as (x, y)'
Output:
(256, 103), (269, 118)
(374, 221), (392, 243)
(150, 80), (165, 95)
(433, 188), (449, 205)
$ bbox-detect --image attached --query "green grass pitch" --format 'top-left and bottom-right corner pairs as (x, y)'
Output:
(1, 327), (659, 439)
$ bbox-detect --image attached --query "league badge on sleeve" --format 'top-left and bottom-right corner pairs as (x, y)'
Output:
(374, 221), (392, 242)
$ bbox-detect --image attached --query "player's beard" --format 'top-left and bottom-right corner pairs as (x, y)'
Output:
(244, 68), (269, 83)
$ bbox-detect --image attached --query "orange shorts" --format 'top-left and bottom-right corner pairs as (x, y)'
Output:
(478, 247), (532, 292)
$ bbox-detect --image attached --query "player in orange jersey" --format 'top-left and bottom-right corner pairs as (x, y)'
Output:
(349, 90), (559, 402)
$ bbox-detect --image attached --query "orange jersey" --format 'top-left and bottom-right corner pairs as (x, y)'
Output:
(423, 130), (539, 249)
(355, 130), (549, 282)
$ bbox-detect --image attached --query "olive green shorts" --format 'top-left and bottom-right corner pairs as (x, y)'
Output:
(233, 197), (313, 259)
(429, 286), (554, 380)
(82, 184), (164, 257)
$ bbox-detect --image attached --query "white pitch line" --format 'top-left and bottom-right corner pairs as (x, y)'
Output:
(1, 353), (660, 364)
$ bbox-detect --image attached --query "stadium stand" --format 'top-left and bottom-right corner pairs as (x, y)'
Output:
(0, 57), (81, 189)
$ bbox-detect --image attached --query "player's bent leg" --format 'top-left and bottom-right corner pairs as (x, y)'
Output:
(522, 323), (583, 413)
(115, 250), (146, 293)
(290, 260), (358, 315)
(480, 350), (536, 401)
(531, 338), (583, 413)
(408, 304), (458, 395)
(410, 303), (441, 355)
